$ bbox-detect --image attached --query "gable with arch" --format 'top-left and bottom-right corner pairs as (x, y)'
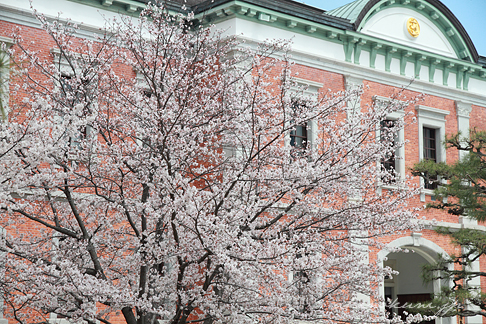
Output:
(327, 0), (478, 63)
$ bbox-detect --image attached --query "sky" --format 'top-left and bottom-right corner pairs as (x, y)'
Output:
(299, 0), (486, 57)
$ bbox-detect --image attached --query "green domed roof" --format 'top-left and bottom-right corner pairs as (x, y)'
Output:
(325, 0), (370, 23)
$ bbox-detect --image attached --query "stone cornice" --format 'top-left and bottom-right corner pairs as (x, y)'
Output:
(3, 0), (485, 102)
(283, 45), (486, 107)
(0, 3), (105, 41)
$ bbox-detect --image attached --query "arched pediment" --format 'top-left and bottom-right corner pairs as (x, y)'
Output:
(360, 7), (457, 59)
(327, 0), (478, 62)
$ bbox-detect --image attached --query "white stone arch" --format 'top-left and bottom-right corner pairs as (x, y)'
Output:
(360, 7), (458, 59)
(377, 234), (450, 262)
(378, 234), (455, 324)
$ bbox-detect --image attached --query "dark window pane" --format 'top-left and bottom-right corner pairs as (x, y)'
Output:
(423, 127), (438, 190)
(380, 120), (396, 182)
(290, 124), (307, 149)
(423, 127), (437, 162)
(143, 89), (152, 98)
(60, 74), (73, 93)
(290, 101), (308, 154)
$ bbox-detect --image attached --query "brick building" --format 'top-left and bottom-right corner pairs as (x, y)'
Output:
(0, 0), (485, 323)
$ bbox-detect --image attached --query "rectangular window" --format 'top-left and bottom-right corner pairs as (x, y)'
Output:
(423, 127), (438, 190)
(290, 124), (308, 149)
(423, 127), (437, 162)
(60, 74), (81, 111)
(60, 75), (81, 150)
(291, 245), (313, 314)
(380, 120), (396, 178)
(0, 37), (13, 121)
(290, 101), (309, 156)
(58, 74), (94, 158)
(416, 105), (449, 198)
(0, 53), (8, 121)
(287, 78), (322, 155)
(374, 96), (406, 188)
(293, 269), (310, 313)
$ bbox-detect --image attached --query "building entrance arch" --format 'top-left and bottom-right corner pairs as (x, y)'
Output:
(378, 235), (455, 324)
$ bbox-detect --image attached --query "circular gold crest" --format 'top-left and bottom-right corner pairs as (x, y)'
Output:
(407, 18), (420, 37)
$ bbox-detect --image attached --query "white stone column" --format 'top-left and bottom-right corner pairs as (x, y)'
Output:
(344, 75), (363, 121)
(344, 76), (371, 321)
(344, 75), (364, 201)
(455, 101), (475, 228)
(462, 243), (482, 324)
(455, 101), (481, 324)
(455, 101), (473, 161)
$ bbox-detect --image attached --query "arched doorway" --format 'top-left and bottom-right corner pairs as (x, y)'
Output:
(384, 251), (434, 323)
(378, 235), (455, 324)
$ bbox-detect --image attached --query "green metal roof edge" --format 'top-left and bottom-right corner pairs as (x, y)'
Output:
(67, 0), (480, 64)
(197, 1), (485, 89)
(64, 0), (486, 89)
(195, 1), (346, 44)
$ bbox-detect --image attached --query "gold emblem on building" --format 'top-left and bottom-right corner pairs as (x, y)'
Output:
(407, 18), (420, 37)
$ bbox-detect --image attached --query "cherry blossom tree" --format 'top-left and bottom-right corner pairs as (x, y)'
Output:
(0, 3), (420, 324)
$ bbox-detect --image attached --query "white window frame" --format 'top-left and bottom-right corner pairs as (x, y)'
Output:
(287, 251), (320, 316)
(286, 78), (323, 151)
(0, 37), (14, 122)
(415, 105), (450, 201)
(51, 48), (97, 161)
(373, 96), (406, 189)
(134, 68), (151, 94)
(132, 68), (154, 148)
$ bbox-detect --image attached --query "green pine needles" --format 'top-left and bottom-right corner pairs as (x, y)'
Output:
(410, 130), (486, 319)
(412, 130), (486, 220)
